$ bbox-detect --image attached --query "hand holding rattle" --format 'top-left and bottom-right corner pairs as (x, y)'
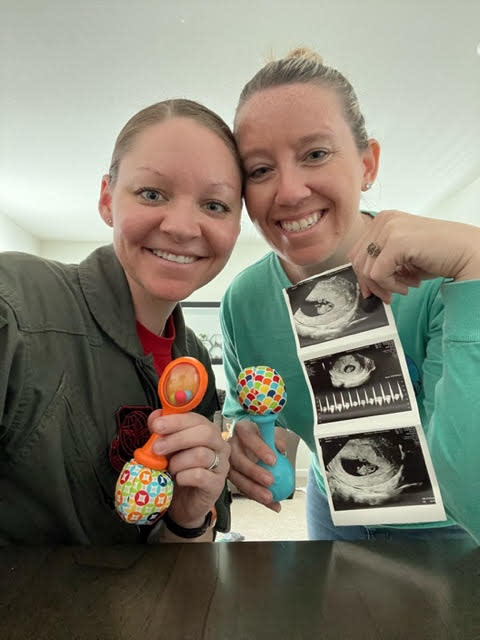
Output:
(236, 366), (294, 502)
(115, 356), (208, 525)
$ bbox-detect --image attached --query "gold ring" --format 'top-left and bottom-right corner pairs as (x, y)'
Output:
(367, 242), (381, 258)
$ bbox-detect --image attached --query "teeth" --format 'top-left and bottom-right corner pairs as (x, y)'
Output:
(150, 249), (197, 264)
(280, 211), (322, 233)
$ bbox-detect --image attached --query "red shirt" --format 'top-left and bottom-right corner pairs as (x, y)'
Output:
(136, 315), (176, 377)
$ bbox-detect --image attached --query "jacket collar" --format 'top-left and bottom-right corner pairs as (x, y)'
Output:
(78, 245), (188, 358)
(78, 245), (141, 356)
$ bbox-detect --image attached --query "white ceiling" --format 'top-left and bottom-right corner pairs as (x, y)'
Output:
(1, 0), (480, 243)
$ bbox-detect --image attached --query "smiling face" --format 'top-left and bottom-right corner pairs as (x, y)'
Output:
(99, 117), (242, 318)
(235, 83), (378, 282)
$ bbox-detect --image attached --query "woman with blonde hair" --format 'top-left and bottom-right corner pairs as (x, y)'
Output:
(221, 48), (480, 544)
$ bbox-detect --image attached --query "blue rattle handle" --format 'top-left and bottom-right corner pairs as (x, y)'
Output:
(249, 413), (295, 502)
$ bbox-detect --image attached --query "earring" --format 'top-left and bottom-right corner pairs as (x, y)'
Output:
(363, 182), (373, 191)
(106, 218), (112, 225)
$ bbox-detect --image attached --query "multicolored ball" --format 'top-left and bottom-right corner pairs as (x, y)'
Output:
(236, 365), (287, 415)
(115, 459), (174, 525)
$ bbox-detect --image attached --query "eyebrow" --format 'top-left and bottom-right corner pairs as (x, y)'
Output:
(296, 132), (335, 146)
(241, 131), (335, 162)
(135, 167), (238, 193)
(135, 166), (168, 178)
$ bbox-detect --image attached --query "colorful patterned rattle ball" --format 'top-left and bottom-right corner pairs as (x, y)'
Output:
(115, 462), (173, 525)
(236, 365), (287, 415)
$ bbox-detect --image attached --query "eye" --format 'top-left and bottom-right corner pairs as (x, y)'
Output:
(203, 200), (230, 214)
(305, 149), (330, 162)
(136, 188), (166, 203)
(247, 166), (271, 181)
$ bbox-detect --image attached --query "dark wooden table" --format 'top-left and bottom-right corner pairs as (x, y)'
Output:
(1, 540), (479, 639)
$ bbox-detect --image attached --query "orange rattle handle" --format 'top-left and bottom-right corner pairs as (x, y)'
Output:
(133, 434), (168, 471)
(134, 357), (209, 471)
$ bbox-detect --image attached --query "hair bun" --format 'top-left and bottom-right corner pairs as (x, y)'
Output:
(286, 47), (324, 65)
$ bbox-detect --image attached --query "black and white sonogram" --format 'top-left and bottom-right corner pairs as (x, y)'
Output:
(319, 427), (436, 511)
(285, 266), (388, 348)
(306, 341), (412, 424)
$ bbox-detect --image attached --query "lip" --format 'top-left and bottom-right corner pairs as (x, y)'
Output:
(276, 208), (328, 233)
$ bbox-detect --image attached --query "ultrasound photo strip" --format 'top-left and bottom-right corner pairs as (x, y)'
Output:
(282, 262), (446, 526)
(283, 264), (396, 357)
(315, 424), (446, 526)
(303, 335), (420, 432)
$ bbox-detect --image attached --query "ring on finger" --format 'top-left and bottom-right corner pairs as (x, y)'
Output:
(207, 451), (220, 471)
(367, 241), (382, 258)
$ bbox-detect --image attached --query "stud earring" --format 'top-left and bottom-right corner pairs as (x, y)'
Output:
(107, 218), (112, 225)
(364, 182), (373, 191)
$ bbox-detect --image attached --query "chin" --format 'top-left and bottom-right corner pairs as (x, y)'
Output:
(153, 288), (195, 303)
(287, 247), (335, 269)
(142, 280), (195, 304)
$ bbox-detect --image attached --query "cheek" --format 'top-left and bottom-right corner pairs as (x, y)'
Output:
(213, 222), (240, 255)
(116, 210), (150, 243)
(244, 186), (267, 220)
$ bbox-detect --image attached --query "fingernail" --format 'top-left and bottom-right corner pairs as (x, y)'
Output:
(265, 455), (276, 466)
(153, 440), (166, 454)
(263, 490), (273, 503)
(262, 474), (273, 486)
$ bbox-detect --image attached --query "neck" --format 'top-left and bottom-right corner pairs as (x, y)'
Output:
(126, 274), (176, 336)
(135, 301), (176, 336)
(281, 211), (373, 284)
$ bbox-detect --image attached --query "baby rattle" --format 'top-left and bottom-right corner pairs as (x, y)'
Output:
(236, 365), (294, 502)
(115, 356), (208, 525)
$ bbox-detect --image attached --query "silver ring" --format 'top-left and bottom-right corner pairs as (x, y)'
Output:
(207, 451), (220, 471)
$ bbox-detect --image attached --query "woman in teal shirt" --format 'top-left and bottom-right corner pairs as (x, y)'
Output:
(221, 47), (480, 544)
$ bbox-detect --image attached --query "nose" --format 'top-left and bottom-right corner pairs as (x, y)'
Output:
(274, 166), (311, 208)
(158, 199), (202, 243)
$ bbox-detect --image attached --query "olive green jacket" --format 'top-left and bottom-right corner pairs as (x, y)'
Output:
(0, 245), (230, 544)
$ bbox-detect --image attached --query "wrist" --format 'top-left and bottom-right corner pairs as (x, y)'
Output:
(163, 508), (217, 540)
(167, 503), (209, 529)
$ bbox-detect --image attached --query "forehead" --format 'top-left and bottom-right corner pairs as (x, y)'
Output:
(119, 117), (241, 181)
(128, 117), (227, 159)
(235, 83), (347, 150)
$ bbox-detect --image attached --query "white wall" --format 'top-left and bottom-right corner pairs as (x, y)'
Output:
(425, 174), (480, 225)
(39, 239), (105, 263)
(0, 211), (39, 254)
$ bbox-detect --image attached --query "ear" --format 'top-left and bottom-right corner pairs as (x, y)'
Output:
(361, 139), (380, 188)
(98, 174), (113, 226)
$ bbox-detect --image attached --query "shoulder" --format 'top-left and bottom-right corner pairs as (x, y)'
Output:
(0, 251), (77, 292)
(223, 251), (279, 301)
(0, 251), (80, 329)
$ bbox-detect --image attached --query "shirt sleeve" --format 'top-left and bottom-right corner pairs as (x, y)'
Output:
(0, 299), (26, 447)
(424, 280), (480, 543)
(219, 293), (246, 423)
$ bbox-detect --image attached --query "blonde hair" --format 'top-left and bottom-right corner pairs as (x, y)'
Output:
(236, 47), (369, 151)
(109, 99), (241, 183)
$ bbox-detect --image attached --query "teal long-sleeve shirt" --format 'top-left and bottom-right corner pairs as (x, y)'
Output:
(221, 251), (480, 543)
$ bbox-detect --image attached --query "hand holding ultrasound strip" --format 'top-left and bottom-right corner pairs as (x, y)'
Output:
(284, 264), (446, 526)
